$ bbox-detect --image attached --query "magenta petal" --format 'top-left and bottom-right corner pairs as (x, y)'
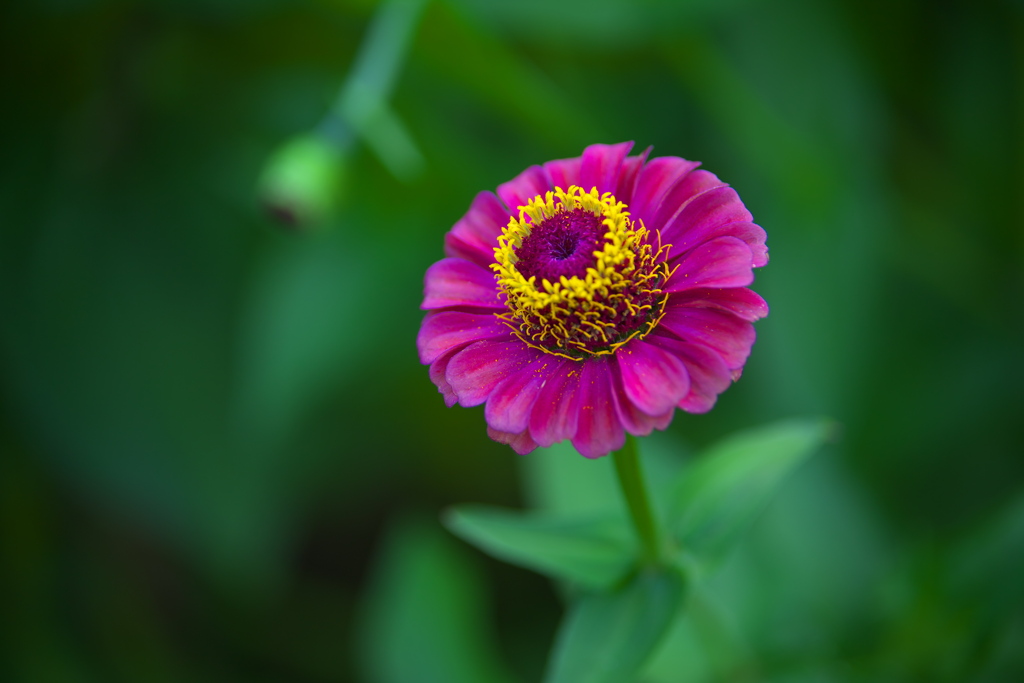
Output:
(445, 191), (510, 268)
(669, 287), (768, 322)
(422, 258), (502, 310)
(571, 357), (626, 458)
(429, 347), (461, 407)
(665, 236), (754, 292)
(719, 221), (769, 267)
(657, 306), (756, 369)
(629, 156), (703, 230)
(487, 426), (539, 455)
(676, 342), (732, 413)
(615, 148), (652, 204)
(544, 156), (582, 191)
(417, 311), (509, 364)
(653, 169), (728, 233)
(610, 364), (674, 436)
(616, 338), (691, 416)
(661, 185), (755, 255)
(528, 359), (582, 447)
(668, 220), (767, 268)
(579, 142), (634, 195)
(646, 335), (732, 414)
(484, 354), (553, 434)
(497, 165), (552, 212)
(446, 339), (538, 407)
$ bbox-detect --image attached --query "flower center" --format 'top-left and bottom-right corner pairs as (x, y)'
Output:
(513, 208), (604, 283)
(492, 186), (674, 360)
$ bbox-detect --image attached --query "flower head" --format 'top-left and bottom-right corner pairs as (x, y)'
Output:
(418, 143), (768, 458)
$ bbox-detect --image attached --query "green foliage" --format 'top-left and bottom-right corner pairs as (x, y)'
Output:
(356, 517), (517, 683)
(544, 566), (686, 683)
(445, 506), (634, 590)
(447, 419), (831, 680)
(642, 447), (886, 682)
(665, 417), (837, 564)
(522, 440), (624, 516)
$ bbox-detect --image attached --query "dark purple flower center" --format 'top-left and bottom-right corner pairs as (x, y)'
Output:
(513, 209), (605, 283)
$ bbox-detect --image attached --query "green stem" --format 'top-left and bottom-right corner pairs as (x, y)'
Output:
(612, 434), (661, 564)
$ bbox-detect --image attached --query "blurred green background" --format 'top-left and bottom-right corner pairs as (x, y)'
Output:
(2, 0), (1022, 681)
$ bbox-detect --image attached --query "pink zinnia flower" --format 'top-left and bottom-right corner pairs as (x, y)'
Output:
(417, 142), (768, 458)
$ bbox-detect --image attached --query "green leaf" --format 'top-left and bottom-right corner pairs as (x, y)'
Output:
(521, 441), (621, 517)
(544, 566), (687, 683)
(356, 516), (517, 683)
(444, 505), (635, 590)
(667, 417), (835, 562)
(950, 489), (1024, 623)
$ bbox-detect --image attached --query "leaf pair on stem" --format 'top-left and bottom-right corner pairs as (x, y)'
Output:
(446, 417), (835, 683)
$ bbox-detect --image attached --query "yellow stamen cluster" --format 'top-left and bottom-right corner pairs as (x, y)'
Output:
(491, 185), (673, 360)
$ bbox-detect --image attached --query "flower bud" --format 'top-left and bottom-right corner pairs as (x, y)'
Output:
(259, 134), (345, 229)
